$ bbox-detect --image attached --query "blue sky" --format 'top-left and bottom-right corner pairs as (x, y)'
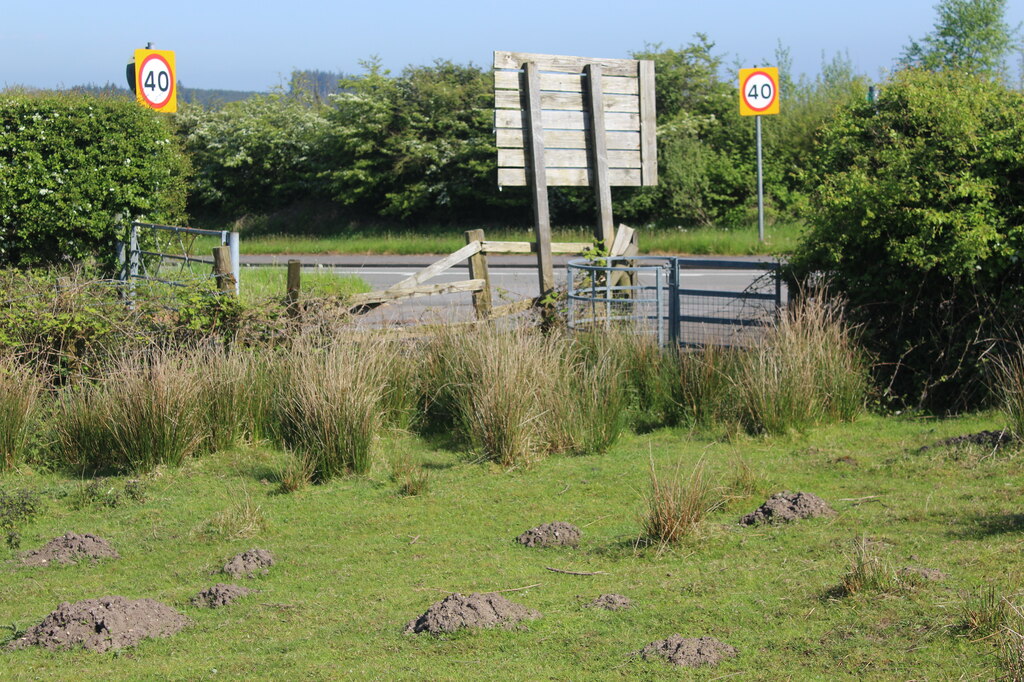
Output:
(3, 1), (1022, 91)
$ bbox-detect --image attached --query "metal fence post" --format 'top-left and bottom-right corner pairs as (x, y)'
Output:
(566, 264), (574, 332)
(127, 222), (139, 305)
(668, 258), (679, 346)
(227, 231), (241, 296)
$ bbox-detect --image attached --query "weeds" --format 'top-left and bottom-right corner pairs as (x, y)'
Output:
(277, 454), (314, 494)
(0, 488), (41, 550)
(997, 347), (1024, 441)
(836, 537), (897, 597)
(390, 452), (430, 497)
(197, 491), (267, 539)
(641, 457), (720, 544)
(70, 478), (147, 509)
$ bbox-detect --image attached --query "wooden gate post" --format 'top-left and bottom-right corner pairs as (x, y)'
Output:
(286, 259), (302, 311)
(212, 246), (236, 295)
(465, 230), (492, 319)
(584, 63), (614, 252)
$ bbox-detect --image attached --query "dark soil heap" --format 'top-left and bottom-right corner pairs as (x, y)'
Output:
(7, 596), (188, 652)
(516, 522), (581, 548)
(920, 429), (1014, 452)
(21, 532), (120, 566)
(405, 592), (541, 635)
(586, 594), (632, 610)
(740, 492), (835, 525)
(223, 549), (274, 578)
(191, 583), (253, 608)
(638, 635), (738, 668)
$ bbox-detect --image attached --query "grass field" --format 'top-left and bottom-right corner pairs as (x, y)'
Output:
(2, 410), (1021, 679)
(192, 223), (804, 258)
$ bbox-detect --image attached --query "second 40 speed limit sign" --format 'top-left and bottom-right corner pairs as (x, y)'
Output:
(739, 67), (779, 116)
(135, 49), (177, 113)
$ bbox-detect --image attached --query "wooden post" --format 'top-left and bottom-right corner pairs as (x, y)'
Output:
(523, 61), (554, 296)
(465, 229), (492, 319)
(286, 259), (301, 308)
(212, 246), (236, 295)
(584, 63), (614, 252)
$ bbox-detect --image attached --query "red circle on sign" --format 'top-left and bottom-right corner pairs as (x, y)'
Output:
(742, 70), (777, 112)
(137, 53), (175, 109)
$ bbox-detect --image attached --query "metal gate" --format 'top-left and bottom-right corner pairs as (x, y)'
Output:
(116, 221), (240, 296)
(566, 256), (783, 347)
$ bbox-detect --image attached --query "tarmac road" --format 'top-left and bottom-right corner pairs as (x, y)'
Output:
(238, 253), (783, 327)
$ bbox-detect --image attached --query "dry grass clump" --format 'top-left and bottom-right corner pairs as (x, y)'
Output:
(641, 457), (720, 544)
(837, 537), (898, 597)
(390, 452), (430, 497)
(53, 351), (207, 474)
(0, 355), (42, 471)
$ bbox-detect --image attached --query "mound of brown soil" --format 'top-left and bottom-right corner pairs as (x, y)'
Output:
(516, 522), (580, 548)
(586, 594), (632, 610)
(740, 492), (835, 525)
(405, 592), (541, 635)
(191, 583), (253, 608)
(223, 549), (274, 578)
(21, 532), (120, 566)
(7, 596), (188, 652)
(898, 566), (947, 582)
(638, 635), (738, 668)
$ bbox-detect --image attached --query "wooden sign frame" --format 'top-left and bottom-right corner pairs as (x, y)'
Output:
(493, 51), (656, 295)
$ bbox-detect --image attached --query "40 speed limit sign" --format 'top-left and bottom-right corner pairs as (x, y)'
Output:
(134, 49), (177, 113)
(739, 67), (779, 116)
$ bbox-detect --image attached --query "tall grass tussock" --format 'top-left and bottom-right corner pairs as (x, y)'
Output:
(642, 457), (720, 544)
(0, 356), (42, 471)
(53, 352), (207, 474)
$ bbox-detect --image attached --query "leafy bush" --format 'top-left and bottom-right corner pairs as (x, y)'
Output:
(0, 92), (189, 269)
(791, 69), (1024, 410)
(177, 93), (328, 215)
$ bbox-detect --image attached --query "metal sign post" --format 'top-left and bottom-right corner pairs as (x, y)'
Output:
(739, 67), (780, 243)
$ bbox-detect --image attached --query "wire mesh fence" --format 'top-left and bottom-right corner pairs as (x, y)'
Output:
(567, 256), (783, 347)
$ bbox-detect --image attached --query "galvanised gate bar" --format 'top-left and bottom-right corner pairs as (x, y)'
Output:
(566, 256), (784, 347)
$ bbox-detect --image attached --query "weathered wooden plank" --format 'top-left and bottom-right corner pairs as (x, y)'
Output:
(348, 279), (485, 307)
(495, 109), (640, 132)
(609, 224), (636, 257)
(585, 63), (614, 251)
(498, 167), (642, 187)
(390, 240), (482, 291)
(481, 241), (592, 254)
(497, 148), (641, 169)
(494, 70), (639, 95)
(465, 229), (491, 319)
(639, 59), (658, 186)
(494, 51), (638, 77)
(494, 89), (639, 113)
(524, 62), (554, 295)
(496, 128), (640, 151)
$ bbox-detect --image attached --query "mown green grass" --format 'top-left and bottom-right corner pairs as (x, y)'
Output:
(238, 265), (370, 302)
(195, 223), (803, 258)
(1, 411), (1020, 679)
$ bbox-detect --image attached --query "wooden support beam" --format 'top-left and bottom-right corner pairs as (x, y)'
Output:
(481, 241), (591, 255)
(390, 240), (482, 291)
(465, 229), (492, 319)
(639, 59), (658, 186)
(348, 279), (486, 308)
(585, 64), (614, 251)
(523, 61), (554, 296)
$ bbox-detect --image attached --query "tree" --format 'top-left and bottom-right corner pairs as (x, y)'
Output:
(901, 0), (1020, 78)
(791, 69), (1024, 410)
